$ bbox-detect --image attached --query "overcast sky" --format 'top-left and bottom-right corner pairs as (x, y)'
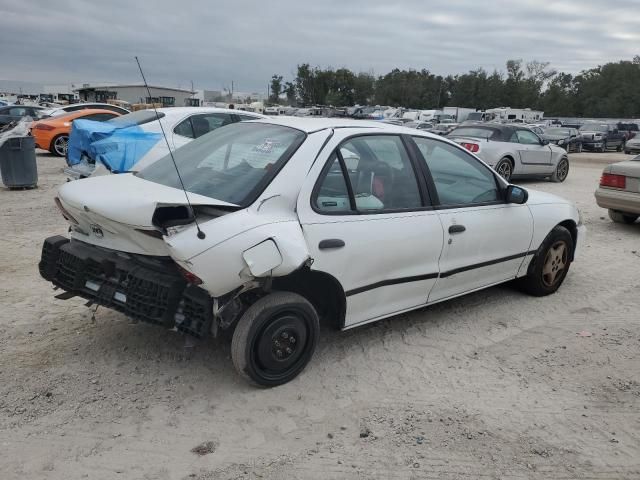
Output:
(1, 0), (639, 93)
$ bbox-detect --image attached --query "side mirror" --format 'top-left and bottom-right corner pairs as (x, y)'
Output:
(506, 185), (528, 204)
(541, 138), (549, 145)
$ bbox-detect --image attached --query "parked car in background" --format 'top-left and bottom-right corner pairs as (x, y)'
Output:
(0, 105), (45, 128)
(31, 109), (122, 156)
(430, 123), (457, 136)
(541, 127), (583, 153)
(66, 107), (266, 176)
(40, 102), (130, 118)
(448, 124), (570, 182)
(624, 134), (640, 155)
(595, 154), (640, 224)
(39, 117), (585, 386)
(579, 123), (626, 152)
(617, 122), (638, 141)
(405, 120), (435, 131)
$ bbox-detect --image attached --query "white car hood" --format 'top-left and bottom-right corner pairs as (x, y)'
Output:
(525, 188), (571, 206)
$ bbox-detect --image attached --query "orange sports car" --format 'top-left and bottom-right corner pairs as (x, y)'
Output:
(31, 109), (122, 157)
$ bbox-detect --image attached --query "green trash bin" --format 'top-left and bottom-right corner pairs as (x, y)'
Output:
(0, 136), (38, 188)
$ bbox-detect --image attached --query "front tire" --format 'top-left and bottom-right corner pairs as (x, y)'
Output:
(495, 157), (513, 181)
(50, 134), (69, 157)
(575, 142), (582, 153)
(551, 157), (569, 183)
(608, 210), (639, 224)
(617, 142), (624, 152)
(518, 226), (573, 296)
(599, 141), (607, 153)
(231, 291), (319, 387)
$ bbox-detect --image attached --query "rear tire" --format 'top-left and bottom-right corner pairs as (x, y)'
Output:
(608, 210), (639, 224)
(494, 157), (513, 181)
(617, 142), (624, 152)
(517, 226), (573, 297)
(551, 157), (569, 183)
(231, 291), (319, 387)
(50, 134), (69, 157)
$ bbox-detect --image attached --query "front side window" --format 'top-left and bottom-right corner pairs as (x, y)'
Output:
(138, 123), (305, 206)
(516, 130), (542, 145)
(314, 135), (423, 213)
(413, 137), (500, 206)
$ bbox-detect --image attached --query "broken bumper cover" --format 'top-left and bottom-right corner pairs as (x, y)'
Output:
(39, 236), (213, 338)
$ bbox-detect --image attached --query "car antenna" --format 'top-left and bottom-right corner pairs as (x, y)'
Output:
(135, 56), (205, 240)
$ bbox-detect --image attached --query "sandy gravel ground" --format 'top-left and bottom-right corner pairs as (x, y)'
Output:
(0, 151), (639, 480)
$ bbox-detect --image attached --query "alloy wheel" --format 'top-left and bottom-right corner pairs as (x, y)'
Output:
(54, 136), (68, 156)
(496, 161), (512, 181)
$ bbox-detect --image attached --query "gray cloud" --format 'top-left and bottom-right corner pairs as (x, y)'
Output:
(1, 0), (639, 92)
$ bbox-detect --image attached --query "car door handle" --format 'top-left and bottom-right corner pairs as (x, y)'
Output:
(448, 225), (466, 234)
(319, 239), (345, 249)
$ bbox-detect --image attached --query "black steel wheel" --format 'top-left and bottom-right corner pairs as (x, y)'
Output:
(231, 291), (319, 387)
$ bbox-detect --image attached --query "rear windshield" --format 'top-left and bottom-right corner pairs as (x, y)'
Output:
(449, 127), (497, 139)
(137, 123), (305, 206)
(109, 110), (165, 126)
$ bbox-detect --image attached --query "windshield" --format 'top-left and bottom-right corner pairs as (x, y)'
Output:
(137, 123), (305, 206)
(544, 128), (571, 136)
(580, 123), (608, 132)
(449, 127), (494, 139)
(109, 110), (165, 126)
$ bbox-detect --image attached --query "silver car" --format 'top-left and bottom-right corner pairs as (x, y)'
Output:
(448, 124), (570, 182)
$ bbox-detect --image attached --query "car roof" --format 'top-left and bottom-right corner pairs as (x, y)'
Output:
(151, 107), (266, 119)
(248, 116), (417, 133)
(43, 109), (123, 121)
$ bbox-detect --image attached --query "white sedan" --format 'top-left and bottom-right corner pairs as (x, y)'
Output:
(40, 118), (585, 386)
(67, 107), (265, 176)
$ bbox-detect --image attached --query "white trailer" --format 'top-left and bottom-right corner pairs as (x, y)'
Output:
(443, 107), (476, 123)
(485, 107), (544, 123)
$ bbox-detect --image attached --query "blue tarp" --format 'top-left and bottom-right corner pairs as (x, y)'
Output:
(67, 119), (162, 172)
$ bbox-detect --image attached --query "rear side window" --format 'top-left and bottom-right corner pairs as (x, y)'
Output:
(173, 118), (195, 138)
(82, 113), (118, 122)
(413, 137), (500, 206)
(449, 127), (499, 140)
(314, 135), (423, 213)
(175, 113), (234, 139)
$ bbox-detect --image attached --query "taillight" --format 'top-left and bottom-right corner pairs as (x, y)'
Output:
(461, 142), (480, 153)
(54, 197), (79, 224)
(600, 173), (626, 189)
(176, 264), (203, 285)
(34, 123), (55, 131)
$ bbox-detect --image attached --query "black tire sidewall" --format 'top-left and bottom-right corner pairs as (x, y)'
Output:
(232, 292), (319, 387)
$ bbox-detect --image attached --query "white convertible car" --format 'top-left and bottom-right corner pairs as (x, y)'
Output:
(40, 118), (585, 386)
(448, 123), (570, 182)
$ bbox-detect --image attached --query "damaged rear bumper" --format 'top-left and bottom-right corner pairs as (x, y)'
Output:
(39, 235), (213, 337)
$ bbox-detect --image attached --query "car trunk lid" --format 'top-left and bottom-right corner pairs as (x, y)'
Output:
(57, 173), (239, 256)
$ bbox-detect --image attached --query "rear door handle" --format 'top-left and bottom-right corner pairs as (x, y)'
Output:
(319, 239), (345, 249)
(448, 225), (466, 234)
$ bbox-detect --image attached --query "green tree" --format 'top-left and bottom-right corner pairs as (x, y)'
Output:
(269, 75), (283, 104)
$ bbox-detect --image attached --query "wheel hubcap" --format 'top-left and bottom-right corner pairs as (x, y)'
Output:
(542, 241), (568, 287)
(55, 137), (68, 155)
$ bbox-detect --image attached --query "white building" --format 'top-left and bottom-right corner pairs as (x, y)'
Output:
(74, 84), (195, 107)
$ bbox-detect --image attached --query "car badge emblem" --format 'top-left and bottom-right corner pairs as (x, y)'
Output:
(90, 224), (104, 238)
